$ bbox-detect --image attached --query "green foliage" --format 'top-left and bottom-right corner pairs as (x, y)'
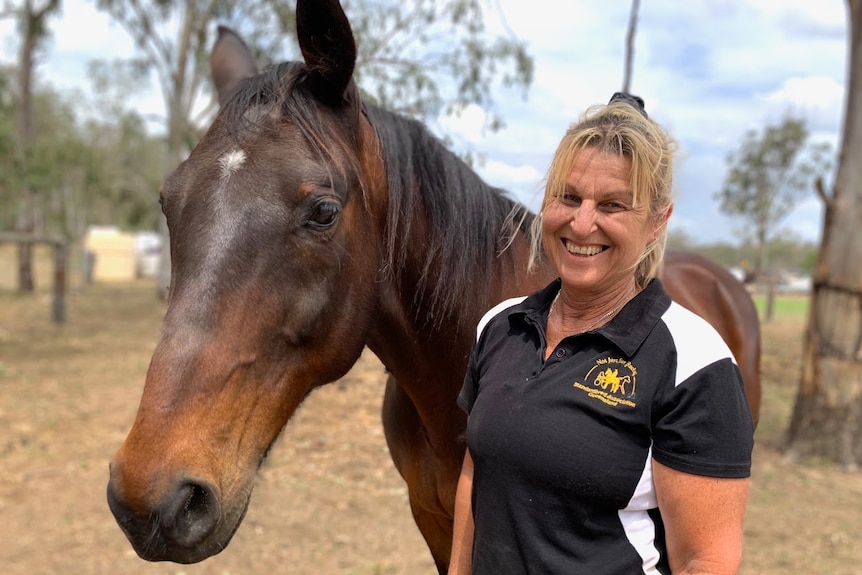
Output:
(343, 0), (533, 128)
(714, 115), (831, 273)
(667, 226), (818, 275)
(95, 0), (227, 161)
(0, 70), (165, 237)
(7, 0), (61, 37)
(0, 68), (17, 228)
(765, 229), (819, 274)
(98, 0), (531, 153)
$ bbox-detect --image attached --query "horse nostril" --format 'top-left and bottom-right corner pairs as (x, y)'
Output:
(161, 480), (221, 548)
(106, 480), (136, 531)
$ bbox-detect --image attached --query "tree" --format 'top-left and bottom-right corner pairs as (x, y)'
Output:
(0, 68), (17, 229)
(343, 0), (532, 129)
(1, 63), (165, 240)
(621, 0), (640, 93)
(83, 60), (166, 231)
(786, 0), (862, 468)
(94, 0), (227, 298)
(95, 0), (533, 298)
(715, 116), (831, 279)
(717, 117), (831, 322)
(6, 0), (62, 291)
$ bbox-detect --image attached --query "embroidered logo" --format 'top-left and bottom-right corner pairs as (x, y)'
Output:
(573, 357), (638, 408)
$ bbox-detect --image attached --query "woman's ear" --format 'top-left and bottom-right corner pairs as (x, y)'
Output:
(652, 204), (673, 242)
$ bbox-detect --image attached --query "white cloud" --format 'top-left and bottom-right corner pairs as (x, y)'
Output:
(765, 76), (846, 123)
(438, 103), (488, 145)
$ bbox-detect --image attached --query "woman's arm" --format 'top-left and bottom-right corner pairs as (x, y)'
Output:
(448, 449), (475, 575)
(653, 459), (750, 574)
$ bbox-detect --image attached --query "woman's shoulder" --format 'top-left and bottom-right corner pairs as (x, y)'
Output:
(660, 300), (738, 378)
(474, 296), (528, 342)
(661, 301), (726, 340)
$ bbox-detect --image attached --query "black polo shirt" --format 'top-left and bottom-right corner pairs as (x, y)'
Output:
(458, 279), (754, 574)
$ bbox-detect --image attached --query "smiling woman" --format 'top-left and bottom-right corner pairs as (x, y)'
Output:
(541, 148), (658, 305)
(450, 97), (754, 575)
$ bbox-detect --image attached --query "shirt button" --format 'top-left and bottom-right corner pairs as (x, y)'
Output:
(555, 349), (566, 358)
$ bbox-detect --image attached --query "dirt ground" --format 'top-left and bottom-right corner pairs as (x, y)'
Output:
(1, 280), (861, 575)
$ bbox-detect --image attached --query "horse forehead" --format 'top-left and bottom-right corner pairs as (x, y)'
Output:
(218, 149), (247, 178)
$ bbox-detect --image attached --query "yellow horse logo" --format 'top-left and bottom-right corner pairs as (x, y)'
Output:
(594, 368), (632, 395)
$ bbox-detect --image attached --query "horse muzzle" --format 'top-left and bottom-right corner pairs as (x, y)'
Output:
(106, 466), (244, 563)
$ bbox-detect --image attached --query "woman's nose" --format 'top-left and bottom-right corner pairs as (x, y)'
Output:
(570, 204), (597, 236)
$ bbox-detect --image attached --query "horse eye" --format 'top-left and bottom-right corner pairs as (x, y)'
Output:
(306, 201), (340, 229)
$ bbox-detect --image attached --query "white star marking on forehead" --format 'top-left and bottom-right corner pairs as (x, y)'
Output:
(219, 149), (247, 178)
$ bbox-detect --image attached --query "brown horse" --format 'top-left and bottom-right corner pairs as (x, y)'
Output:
(106, 2), (760, 572)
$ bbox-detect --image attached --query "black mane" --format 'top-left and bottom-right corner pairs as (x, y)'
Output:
(367, 106), (535, 324)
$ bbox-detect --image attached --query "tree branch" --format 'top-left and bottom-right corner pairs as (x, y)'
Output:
(814, 176), (832, 207)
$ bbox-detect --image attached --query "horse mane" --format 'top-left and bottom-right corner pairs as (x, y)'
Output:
(366, 106), (535, 325)
(222, 63), (299, 131)
(221, 63), (536, 326)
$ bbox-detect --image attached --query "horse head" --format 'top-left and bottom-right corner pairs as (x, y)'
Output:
(106, 0), (386, 563)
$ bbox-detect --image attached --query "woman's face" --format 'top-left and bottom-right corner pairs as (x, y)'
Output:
(541, 148), (667, 295)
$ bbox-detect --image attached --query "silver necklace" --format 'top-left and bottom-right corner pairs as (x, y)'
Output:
(549, 287), (636, 333)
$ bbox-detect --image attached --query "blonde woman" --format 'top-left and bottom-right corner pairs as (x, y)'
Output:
(449, 95), (753, 575)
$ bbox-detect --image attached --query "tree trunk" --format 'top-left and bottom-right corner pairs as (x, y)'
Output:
(154, 0), (199, 301)
(786, 0), (862, 468)
(622, 0), (640, 93)
(15, 2), (37, 292)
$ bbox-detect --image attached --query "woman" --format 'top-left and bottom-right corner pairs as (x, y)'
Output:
(449, 96), (754, 574)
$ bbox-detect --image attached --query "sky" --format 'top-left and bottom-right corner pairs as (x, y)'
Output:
(0, 0), (850, 245)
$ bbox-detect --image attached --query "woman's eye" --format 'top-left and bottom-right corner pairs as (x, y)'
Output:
(603, 201), (627, 212)
(307, 201), (340, 229)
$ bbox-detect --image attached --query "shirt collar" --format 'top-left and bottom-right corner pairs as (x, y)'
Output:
(506, 278), (672, 356)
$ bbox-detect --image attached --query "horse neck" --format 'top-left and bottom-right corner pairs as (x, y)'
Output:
(364, 106), (552, 417)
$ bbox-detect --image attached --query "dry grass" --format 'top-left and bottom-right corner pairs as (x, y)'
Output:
(1, 281), (860, 574)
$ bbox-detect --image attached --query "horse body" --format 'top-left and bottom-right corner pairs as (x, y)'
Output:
(107, 2), (760, 572)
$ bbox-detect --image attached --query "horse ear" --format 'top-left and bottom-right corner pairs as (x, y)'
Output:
(210, 25), (259, 108)
(296, 0), (357, 105)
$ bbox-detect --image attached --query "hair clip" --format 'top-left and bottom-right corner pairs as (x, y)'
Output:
(609, 92), (648, 118)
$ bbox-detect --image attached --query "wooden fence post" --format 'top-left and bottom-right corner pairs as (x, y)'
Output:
(52, 241), (66, 323)
(0, 233), (67, 323)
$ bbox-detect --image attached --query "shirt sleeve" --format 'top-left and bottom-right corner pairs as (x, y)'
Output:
(457, 298), (524, 416)
(651, 358), (754, 478)
(457, 342), (480, 415)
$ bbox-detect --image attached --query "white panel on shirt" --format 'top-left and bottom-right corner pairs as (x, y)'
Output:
(620, 446), (661, 574)
(475, 296), (527, 342)
(662, 301), (737, 387)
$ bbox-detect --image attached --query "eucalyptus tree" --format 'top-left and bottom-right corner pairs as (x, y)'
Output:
(0, 69), (16, 230)
(6, 0), (62, 291)
(787, 0), (862, 468)
(83, 60), (166, 231)
(715, 116), (831, 278)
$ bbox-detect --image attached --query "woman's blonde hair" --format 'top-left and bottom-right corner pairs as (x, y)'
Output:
(528, 101), (676, 287)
